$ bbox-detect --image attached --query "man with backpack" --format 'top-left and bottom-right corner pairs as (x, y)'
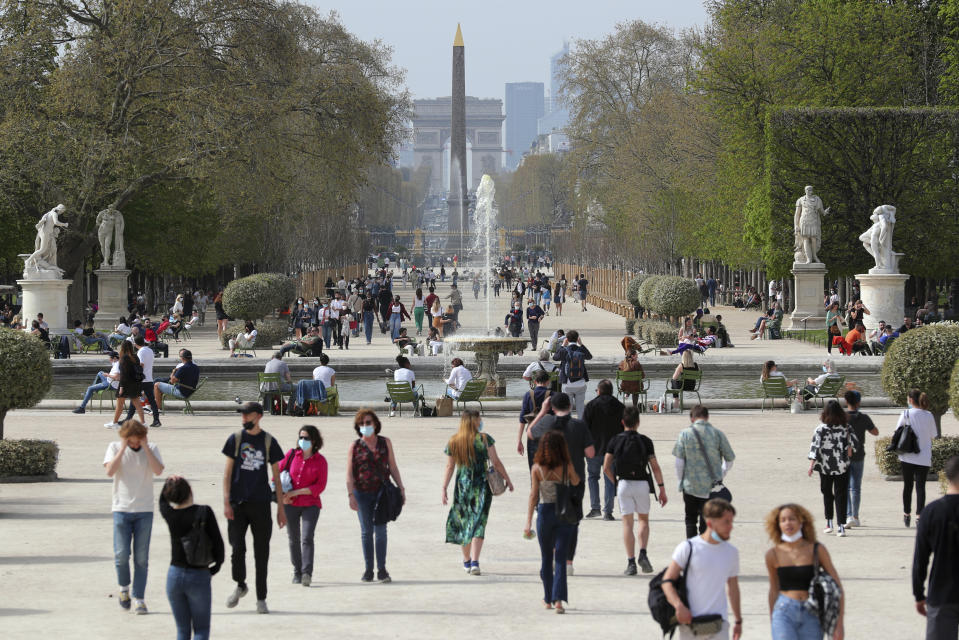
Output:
(221, 402), (286, 614)
(604, 406), (667, 575)
(583, 380), (625, 520)
(517, 370), (553, 468)
(553, 329), (592, 418)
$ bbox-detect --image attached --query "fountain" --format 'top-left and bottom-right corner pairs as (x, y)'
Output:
(445, 174), (528, 396)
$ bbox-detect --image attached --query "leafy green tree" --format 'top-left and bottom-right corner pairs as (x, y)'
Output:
(0, 329), (52, 439)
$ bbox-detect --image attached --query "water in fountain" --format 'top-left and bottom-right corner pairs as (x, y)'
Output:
(472, 174), (496, 334)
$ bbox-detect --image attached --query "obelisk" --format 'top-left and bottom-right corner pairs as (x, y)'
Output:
(447, 23), (468, 247)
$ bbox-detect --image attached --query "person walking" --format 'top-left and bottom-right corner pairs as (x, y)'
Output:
(346, 409), (405, 583)
(518, 370), (554, 467)
(104, 419), (165, 615)
(807, 400), (856, 538)
(413, 287), (426, 336)
(577, 273), (589, 311)
(505, 301), (524, 338)
(221, 402), (286, 614)
(388, 295), (411, 342)
(108, 340), (144, 429)
(604, 406), (667, 575)
(527, 392), (595, 575)
(661, 499), (742, 640)
(279, 425), (328, 587)
(125, 335), (162, 427)
(362, 294), (375, 345)
(442, 410), (514, 576)
(524, 430), (580, 613)
(913, 455), (959, 639)
(553, 329), (592, 418)
(765, 503), (845, 640)
(159, 475), (225, 640)
(583, 379), (625, 520)
(898, 389), (938, 528)
(843, 390), (878, 527)
(673, 405), (736, 539)
(526, 298), (545, 351)
(553, 280), (564, 316)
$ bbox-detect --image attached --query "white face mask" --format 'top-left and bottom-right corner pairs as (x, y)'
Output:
(781, 530), (803, 543)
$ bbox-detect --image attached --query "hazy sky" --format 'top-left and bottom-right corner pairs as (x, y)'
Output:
(305, 0), (710, 101)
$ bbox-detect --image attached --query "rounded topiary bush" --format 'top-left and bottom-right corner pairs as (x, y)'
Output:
(222, 273), (295, 321)
(219, 318), (289, 351)
(649, 276), (701, 321)
(0, 329), (53, 439)
(637, 275), (665, 312)
(625, 318), (637, 335)
(874, 435), (959, 477)
(642, 320), (677, 348)
(627, 274), (653, 307)
(0, 439), (59, 477)
(882, 324), (959, 436)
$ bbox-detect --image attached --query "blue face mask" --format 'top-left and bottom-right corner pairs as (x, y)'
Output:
(359, 425), (375, 437)
(298, 438), (311, 451)
(477, 421), (484, 432)
(822, 366), (828, 373)
(710, 530), (725, 543)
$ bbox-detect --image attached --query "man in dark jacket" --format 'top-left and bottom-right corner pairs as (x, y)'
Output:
(583, 380), (625, 520)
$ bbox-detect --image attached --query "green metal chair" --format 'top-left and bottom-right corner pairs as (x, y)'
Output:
(615, 369), (650, 408)
(74, 335), (104, 354)
(307, 385), (339, 416)
(807, 375), (846, 409)
(387, 382), (422, 416)
(760, 377), (792, 411)
(455, 379), (487, 414)
(174, 377), (207, 416)
(232, 336), (256, 358)
(258, 372), (292, 414)
(664, 369), (703, 412)
(95, 386), (117, 413)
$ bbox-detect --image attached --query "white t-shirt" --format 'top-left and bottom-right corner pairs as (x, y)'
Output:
(116, 322), (131, 335)
(137, 345), (155, 382)
(394, 367), (416, 388)
(760, 370), (786, 384)
(312, 365), (336, 388)
(523, 360), (557, 379)
(107, 361), (121, 389)
(446, 365), (473, 396)
(103, 441), (163, 513)
(671, 536), (739, 620)
(897, 408), (938, 467)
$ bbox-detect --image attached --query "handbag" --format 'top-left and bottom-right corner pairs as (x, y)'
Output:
(372, 444), (403, 525)
(692, 428), (733, 503)
(180, 506), (215, 568)
(554, 465), (580, 525)
(804, 543), (842, 636)
(269, 448), (296, 503)
(485, 447), (507, 497)
(887, 410), (921, 455)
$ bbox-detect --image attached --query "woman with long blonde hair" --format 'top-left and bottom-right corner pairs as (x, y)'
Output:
(441, 410), (513, 576)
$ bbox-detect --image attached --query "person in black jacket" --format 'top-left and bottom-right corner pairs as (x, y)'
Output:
(913, 455), (959, 639)
(582, 380), (625, 520)
(159, 475), (224, 639)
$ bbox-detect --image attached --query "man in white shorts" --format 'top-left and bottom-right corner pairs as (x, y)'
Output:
(603, 406), (667, 575)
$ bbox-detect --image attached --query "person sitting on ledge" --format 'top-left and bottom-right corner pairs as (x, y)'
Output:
(713, 315), (733, 348)
(278, 324), (322, 357)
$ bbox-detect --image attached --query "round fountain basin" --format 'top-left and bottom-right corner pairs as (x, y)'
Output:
(444, 336), (530, 353)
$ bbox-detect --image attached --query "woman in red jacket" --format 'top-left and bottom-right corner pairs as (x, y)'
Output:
(279, 425), (328, 587)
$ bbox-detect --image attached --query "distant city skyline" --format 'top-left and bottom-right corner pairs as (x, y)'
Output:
(306, 0), (709, 101)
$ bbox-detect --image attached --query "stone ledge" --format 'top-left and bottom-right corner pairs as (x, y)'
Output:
(0, 472), (58, 483)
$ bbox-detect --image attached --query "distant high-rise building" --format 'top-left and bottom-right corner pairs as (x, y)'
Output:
(504, 82), (545, 170)
(538, 42), (570, 137)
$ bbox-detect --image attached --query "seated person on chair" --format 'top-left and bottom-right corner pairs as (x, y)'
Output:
(843, 322), (870, 355)
(749, 309), (775, 340)
(108, 316), (131, 344)
(229, 321), (257, 357)
(669, 350), (699, 391)
(802, 359), (842, 400)
(263, 351), (293, 392)
(74, 320), (111, 351)
(876, 325), (899, 352)
(713, 315), (733, 347)
(393, 327), (418, 356)
(427, 326), (444, 356)
(153, 349), (199, 409)
(311, 353), (336, 389)
(618, 337), (645, 407)
(867, 320), (889, 355)
(30, 319), (50, 344)
(390, 355), (423, 416)
(699, 326), (719, 348)
(142, 320), (169, 358)
(72, 351), (120, 414)
(278, 324), (322, 357)
(445, 357), (473, 398)
(760, 360), (798, 395)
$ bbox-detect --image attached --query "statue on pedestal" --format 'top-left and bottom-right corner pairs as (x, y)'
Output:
(859, 204), (897, 273)
(793, 185), (830, 264)
(96, 206), (126, 269)
(21, 204), (68, 278)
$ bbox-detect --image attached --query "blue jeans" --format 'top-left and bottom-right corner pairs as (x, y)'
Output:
(166, 565), (211, 640)
(80, 372), (112, 409)
(536, 503), (572, 603)
(363, 311), (374, 343)
(322, 322), (333, 348)
(586, 455), (615, 514)
(389, 315), (402, 341)
(847, 459), (864, 519)
(770, 593), (822, 640)
(113, 511), (153, 599)
(354, 489), (387, 571)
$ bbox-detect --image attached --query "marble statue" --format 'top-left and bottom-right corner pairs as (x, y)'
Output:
(21, 204), (68, 278)
(793, 185), (830, 264)
(96, 206), (126, 269)
(859, 204), (897, 273)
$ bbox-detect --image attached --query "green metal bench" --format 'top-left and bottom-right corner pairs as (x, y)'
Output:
(615, 369), (650, 408)
(806, 375), (846, 409)
(387, 381), (423, 417)
(760, 377), (792, 411)
(455, 379), (487, 415)
(664, 369), (703, 412)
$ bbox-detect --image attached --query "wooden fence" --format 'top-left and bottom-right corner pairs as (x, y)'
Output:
(296, 264), (368, 298)
(553, 262), (637, 319)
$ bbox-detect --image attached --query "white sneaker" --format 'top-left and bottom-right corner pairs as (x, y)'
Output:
(389, 410), (396, 417)
(848, 517), (860, 527)
(837, 525), (847, 537)
(104, 422), (120, 429)
(823, 521), (833, 534)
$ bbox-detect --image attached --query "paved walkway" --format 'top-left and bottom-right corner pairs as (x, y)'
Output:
(0, 405), (947, 638)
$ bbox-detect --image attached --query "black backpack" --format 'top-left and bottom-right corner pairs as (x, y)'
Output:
(55, 335), (71, 359)
(613, 431), (650, 486)
(180, 506), (215, 568)
(648, 540), (692, 638)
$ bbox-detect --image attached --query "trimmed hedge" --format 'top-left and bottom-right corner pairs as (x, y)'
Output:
(627, 274), (653, 307)
(637, 275), (665, 311)
(637, 319), (676, 348)
(950, 356), (959, 422)
(648, 276), (701, 320)
(0, 439), (58, 477)
(625, 318), (637, 335)
(874, 435), (959, 477)
(218, 318), (289, 351)
(222, 273), (295, 321)
(0, 329), (53, 439)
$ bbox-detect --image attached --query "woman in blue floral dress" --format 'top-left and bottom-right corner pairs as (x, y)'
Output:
(442, 409), (514, 575)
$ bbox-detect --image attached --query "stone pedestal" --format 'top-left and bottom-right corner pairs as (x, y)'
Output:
(94, 268), (131, 331)
(17, 278), (72, 334)
(474, 351), (506, 397)
(857, 272), (909, 331)
(788, 262), (828, 330)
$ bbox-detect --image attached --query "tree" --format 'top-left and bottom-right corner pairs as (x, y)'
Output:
(496, 154), (574, 228)
(0, 329), (52, 439)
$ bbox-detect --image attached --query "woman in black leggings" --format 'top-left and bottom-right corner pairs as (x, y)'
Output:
(896, 389), (937, 527)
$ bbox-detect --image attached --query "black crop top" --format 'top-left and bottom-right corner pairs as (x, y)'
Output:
(158, 497), (225, 572)
(777, 564), (815, 591)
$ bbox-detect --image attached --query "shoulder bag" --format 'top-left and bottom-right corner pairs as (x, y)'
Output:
(483, 435), (507, 496)
(554, 465), (580, 525)
(803, 542), (842, 636)
(692, 428), (733, 503)
(373, 439), (403, 525)
(886, 410), (921, 455)
(180, 506), (215, 569)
